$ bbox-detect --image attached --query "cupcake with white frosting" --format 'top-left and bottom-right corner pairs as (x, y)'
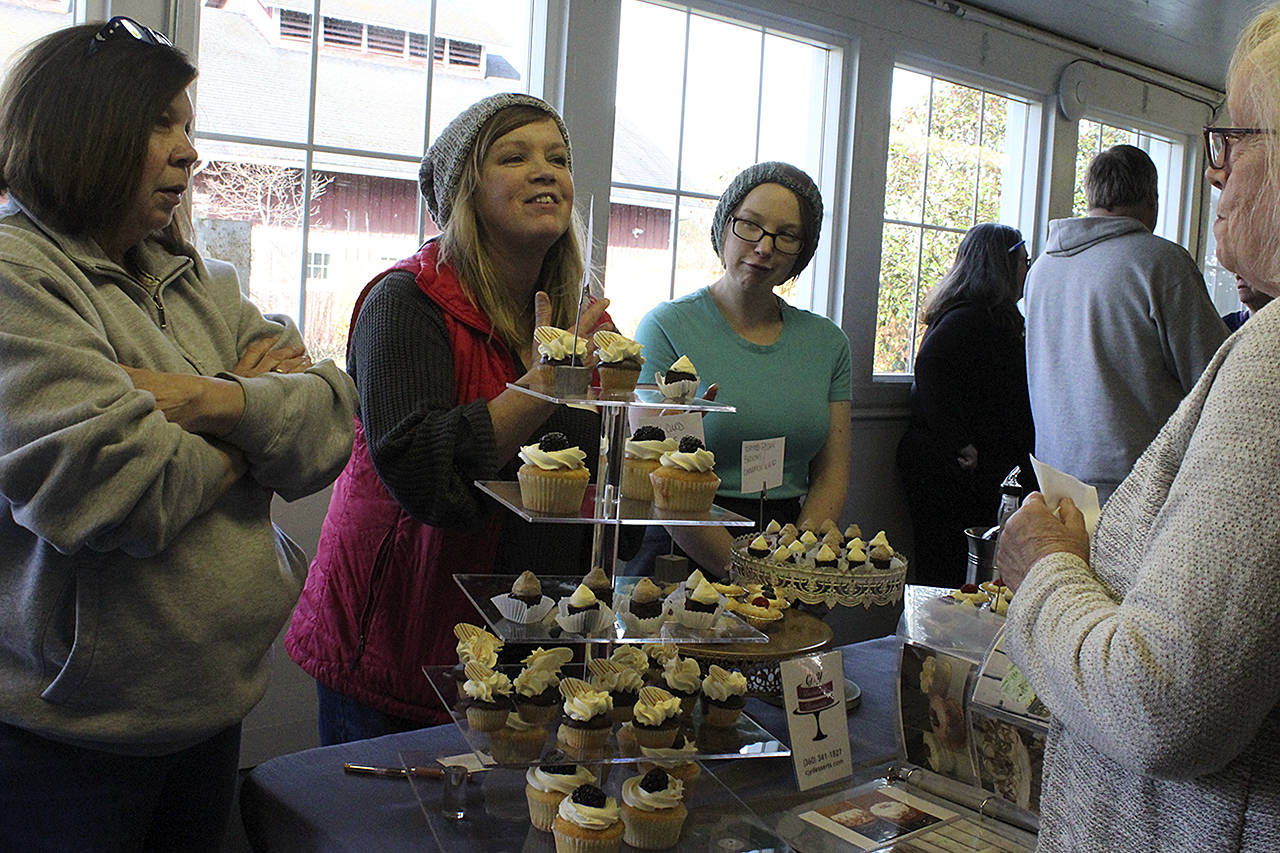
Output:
(676, 577), (723, 629)
(589, 659), (644, 723)
(593, 329), (645, 396)
(660, 656), (702, 719)
(620, 768), (688, 850)
(525, 764), (599, 832)
(517, 431), (590, 515)
(552, 784), (623, 853)
(514, 646), (573, 725)
(556, 583), (614, 635)
(620, 425), (677, 503)
(621, 686), (682, 749)
(699, 664), (748, 727)
(650, 436), (720, 513)
(462, 662), (514, 733)
(558, 677), (614, 754)
(654, 354), (700, 400)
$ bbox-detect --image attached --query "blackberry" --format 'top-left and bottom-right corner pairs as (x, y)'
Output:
(678, 435), (705, 453)
(539, 432), (571, 451)
(571, 784), (608, 808)
(541, 764), (577, 775)
(632, 425), (666, 442)
(639, 768), (670, 793)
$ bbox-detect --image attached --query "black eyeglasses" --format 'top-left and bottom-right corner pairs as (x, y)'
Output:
(729, 217), (803, 255)
(1203, 126), (1275, 170)
(88, 17), (172, 55)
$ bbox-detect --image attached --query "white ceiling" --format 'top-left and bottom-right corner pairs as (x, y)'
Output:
(967, 0), (1256, 91)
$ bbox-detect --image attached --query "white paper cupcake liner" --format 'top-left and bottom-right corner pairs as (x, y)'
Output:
(654, 374), (699, 400)
(665, 586), (724, 629)
(615, 592), (666, 636)
(492, 593), (555, 624)
(555, 598), (616, 635)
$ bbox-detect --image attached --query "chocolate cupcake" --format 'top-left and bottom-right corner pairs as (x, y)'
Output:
(509, 570), (543, 606)
(627, 578), (665, 620)
(583, 565), (614, 608)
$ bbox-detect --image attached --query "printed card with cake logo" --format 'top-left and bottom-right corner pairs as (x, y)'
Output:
(798, 784), (955, 849)
(781, 651), (852, 790)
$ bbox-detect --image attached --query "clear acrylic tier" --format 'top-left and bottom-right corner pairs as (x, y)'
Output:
(474, 481), (757, 526)
(506, 382), (738, 413)
(423, 663), (790, 767)
(401, 752), (793, 852)
(455, 574), (768, 644)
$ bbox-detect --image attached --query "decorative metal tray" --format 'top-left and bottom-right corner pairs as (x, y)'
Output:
(730, 535), (908, 609)
(677, 611), (833, 698)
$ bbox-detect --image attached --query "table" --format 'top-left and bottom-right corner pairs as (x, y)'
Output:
(239, 635), (904, 852)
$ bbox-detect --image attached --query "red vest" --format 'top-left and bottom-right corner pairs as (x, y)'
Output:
(285, 243), (515, 722)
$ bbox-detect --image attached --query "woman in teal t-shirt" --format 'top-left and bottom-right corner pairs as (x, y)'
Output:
(632, 162), (852, 577)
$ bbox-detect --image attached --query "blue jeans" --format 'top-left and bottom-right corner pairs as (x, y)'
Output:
(0, 720), (241, 853)
(316, 681), (425, 745)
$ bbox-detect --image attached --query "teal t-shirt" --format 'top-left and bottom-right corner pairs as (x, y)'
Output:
(633, 288), (852, 500)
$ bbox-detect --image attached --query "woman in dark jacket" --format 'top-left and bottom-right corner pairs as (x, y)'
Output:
(897, 223), (1036, 587)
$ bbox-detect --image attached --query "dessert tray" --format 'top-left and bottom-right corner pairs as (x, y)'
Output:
(731, 535), (908, 609)
(677, 610), (833, 697)
(423, 664), (790, 767)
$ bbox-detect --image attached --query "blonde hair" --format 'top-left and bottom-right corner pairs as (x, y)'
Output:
(1226, 3), (1280, 279)
(437, 106), (585, 352)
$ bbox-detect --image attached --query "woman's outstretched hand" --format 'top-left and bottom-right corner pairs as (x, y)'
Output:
(996, 492), (1090, 592)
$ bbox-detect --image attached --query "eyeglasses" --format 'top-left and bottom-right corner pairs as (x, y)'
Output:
(1007, 239), (1031, 268)
(1203, 126), (1275, 170)
(729, 217), (803, 255)
(88, 16), (172, 55)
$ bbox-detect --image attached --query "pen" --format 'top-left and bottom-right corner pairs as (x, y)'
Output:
(343, 762), (471, 781)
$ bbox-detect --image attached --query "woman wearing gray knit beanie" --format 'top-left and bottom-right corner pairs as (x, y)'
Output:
(287, 93), (617, 742)
(631, 162), (853, 577)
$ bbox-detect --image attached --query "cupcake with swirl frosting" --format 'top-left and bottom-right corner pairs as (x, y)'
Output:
(518, 431), (590, 515)
(525, 764), (599, 832)
(700, 665), (748, 727)
(514, 646), (573, 725)
(622, 686), (682, 749)
(552, 784), (623, 853)
(533, 325), (591, 396)
(609, 644), (649, 679)
(655, 354), (700, 400)
(593, 329), (645, 396)
(621, 768), (687, 850)
(660, 656), (702, 719)
(621, 426), (677, 502)
(589, 659), (644, 723)
(650, 436), (720, 513)
(638, 734), (702, 797)
(462, 662), (514, 732)
(677, 577), (723, 629)
(558, 677), (614, 754)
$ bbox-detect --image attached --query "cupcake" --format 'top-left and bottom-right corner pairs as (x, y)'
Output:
(649, 436), (720, 513)
(494, 570), (554, 623)
(621, 768), (687, 850)
(868, 531), (896, 570)
(746, 535), (772, 559)
(557, 583), (611, 635)
(514, 647), (574, 724)
(588, 659), (644, 723)
(623, 686), (682, 749)
(821, 529), (845, 549)
(552, 784), (623, 853)
(818, 518), (839, 536)
(625, 578), (665, 622)
(610, 645), (650, 679)
(677, 577), (722, 629)
(682, 569), (707, 594)
(846, 543), (869, 567)
(645, 643), (679, 684)
(518, 432), (591, 515)
(844, 522), (863, 540)
(454, 623), (502, 667)
(558, 677), (614, 754)
(593, 330), (645, 396)
(660, 656), (702, 718)
(798, 529), (819, 549)
(526, 764), (599, 832)
(764, 519), (782, 536)
(490, 712), (549, 762)
(533, 325), (591, 396)
(779, 523), (799, 540)
(462, 662), (514, 733)
(582, 565), (614, 608)
(654, 354), (700, 400)
(638, 735), (702, 797)
(778, 532), (798, 549)
(813, 543), (840, 570)
(621, 426), (676, 502)
(700, 665), (748, 727)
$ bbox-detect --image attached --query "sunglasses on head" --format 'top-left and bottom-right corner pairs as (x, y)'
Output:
(88, 16), (172, 55)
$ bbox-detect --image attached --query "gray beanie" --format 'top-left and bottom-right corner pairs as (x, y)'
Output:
(711, 162), (824, 277)
(419, 92), (572, 228)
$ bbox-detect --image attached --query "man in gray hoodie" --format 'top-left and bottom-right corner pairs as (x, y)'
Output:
(1024, 144), (1226, 503)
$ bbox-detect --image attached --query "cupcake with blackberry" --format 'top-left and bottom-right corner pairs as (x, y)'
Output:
(526, 764), (599, 832)
(621, 768), (688, 850)
(552, 783), (623, 853)
(462, 662), (514, 733)
(589, 659), (644, 724)
(621, 577), (666, 635)
(700, 665), (748, 727)
(677, 577), (722, 629)
(660, 656), (702, 718)
(493, 570), (554, 623)
(621, 425), (676, 502)
(518, 431), (590, 515)
(558, 677), (614, 754)
(638, 734), (702, 797)
(593, 330), (645, 396)
(650, 436), (720, 513)
(654, 354), (700, 400)
(582, 565), (614, 608)
(621, 686), (682, 750)
(514, 646), (574, 725)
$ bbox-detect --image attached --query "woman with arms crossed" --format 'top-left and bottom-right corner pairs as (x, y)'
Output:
(633, 163), (852, 576)
(997, 7), (1280, 849)
(0, 20), (357, 850)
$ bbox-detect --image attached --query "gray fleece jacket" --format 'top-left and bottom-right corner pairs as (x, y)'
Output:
(0, 199), (356, 755)
(1023, 216), (1225, 502)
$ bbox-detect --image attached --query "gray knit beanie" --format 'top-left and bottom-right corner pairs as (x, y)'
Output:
(419, 92), (572, 228)
(711, 162), (824, 277)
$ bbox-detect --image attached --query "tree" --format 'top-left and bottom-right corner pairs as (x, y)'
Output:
(193, 161), (332, 227)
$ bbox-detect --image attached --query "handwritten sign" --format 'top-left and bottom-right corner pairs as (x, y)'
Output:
(632, 412), (704, 444)
(781, 651), (852, 791)
(741, 437), (785, 494)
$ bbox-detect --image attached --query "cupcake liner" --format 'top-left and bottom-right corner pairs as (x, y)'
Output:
(559, 722), (611, 753)
(515, 700), (560, 726)
(654, 374), (699, 400)
(620, 459), (658, 502)
(630, 723), (679, 749)
(552, 819), (625, 853)
(518, 468), (590, 515)
(526, 785), (567, 832)
(555, 599), (616, 636)
(492, 593), (556, 624)
(665, 586), (724, 630)
(597, 364), (641, 396)
(701, 702), (744, 728)
(615, 592), (666, 636)
(649, 471), (719, 513)
(466, 705), (511, 733)
(622, 803), (688, 850)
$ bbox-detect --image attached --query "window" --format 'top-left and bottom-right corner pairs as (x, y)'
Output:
(193, 0), (537, 366)
(606, 0), (839, 337)
(0, 0), (75, 100)
(875, 67), (1036, 374)
(1073, 118), (1184, 242)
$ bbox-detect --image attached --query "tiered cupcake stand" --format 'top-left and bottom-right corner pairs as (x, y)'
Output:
(407, 383), (796, 851)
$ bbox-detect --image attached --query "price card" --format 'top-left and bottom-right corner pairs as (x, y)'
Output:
(632, 411), (704, 444)
(741, 436), (785, 495)
(781, 651), (852, 791)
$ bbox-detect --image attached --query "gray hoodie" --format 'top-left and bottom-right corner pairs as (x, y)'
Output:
(1024, 216), (1226, 502)
(0, 199), (357, 755)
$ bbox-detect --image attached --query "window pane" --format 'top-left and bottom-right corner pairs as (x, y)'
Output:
(758, 33), (827, 175)
(923, 79), (982, 228)
(1073, 120), (1181, 242)
(673, 196), (719, 300)
(975, 95), (1008, 222)
(612, 0), (685, 189)
(680, 15), (761, 195)
(604, 189), (675, 337)
(875, 224), (921, 374)
(885, 68), (931, 224)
